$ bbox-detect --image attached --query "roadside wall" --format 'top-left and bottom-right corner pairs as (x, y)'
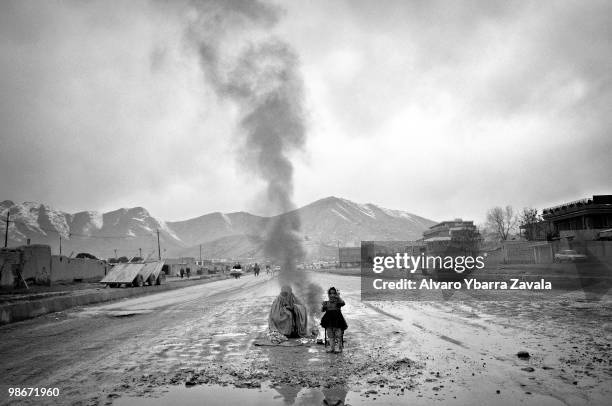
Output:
(501, 241), (535, 264)
(51, 256), (108, 282)
(534, 244), (554, 264)
(0, 275), (225, 324)
(22, 245), (52, 284)
(482, 247), (503, 265)
(484, 242), (550, 265)
(338, 247), (361, 268)
(565, 240), (612, 263)
(0, 249), (21, 287)
(532, 241), (612, 264)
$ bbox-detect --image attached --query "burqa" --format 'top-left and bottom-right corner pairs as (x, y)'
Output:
(268, 285), (308, 337)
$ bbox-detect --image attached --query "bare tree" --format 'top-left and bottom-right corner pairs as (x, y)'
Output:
(486, 206), (517, 241)
(519, 207), (541, 241)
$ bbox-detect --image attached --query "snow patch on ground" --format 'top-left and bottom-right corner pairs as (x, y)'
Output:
(42, 205), (70, 237)
(354, 202), (376, 218)
(89, 212), (103, 229)
(159, 220), (182, 241)
(337, 198), (376, 219)
(8, 225), (26, 240)
(113, 210), (126, 226)
(14, 202), (42, 230)
(335, 201), (352, 215)
(221, 213), (232, 226)
(331, 208), (349, 221)
(379, 207), (415, 221)
(6, 202), (63, 237)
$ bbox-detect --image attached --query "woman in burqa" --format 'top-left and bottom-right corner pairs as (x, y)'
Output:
(269, 285), (309, 338)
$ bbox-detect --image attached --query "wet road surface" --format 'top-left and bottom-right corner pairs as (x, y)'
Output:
(0, 271), (610, 405)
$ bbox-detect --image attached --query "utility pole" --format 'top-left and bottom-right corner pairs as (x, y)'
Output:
(157, 229), (161, 260)
(114, 249), (117, 259)
(59, 235), (62, 256)
(199, 244), (202, 264)
(3, 211), (9, 248)
(139, 248), (142, 259)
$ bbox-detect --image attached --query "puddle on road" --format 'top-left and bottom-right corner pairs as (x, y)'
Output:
(113, 382), (567, 406)
(110, 312), (140, 318)
(212, 332), (248, 337)
(79, 309), (153, 318)
(113, 383), (405, 406)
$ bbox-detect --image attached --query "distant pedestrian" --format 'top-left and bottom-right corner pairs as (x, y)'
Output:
(265, 265), (271, 275)
(321, 287), (347, 353)
(254, 263), (260, 276)
(180, 268), (184, 279)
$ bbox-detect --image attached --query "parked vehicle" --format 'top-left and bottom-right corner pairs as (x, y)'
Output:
(100, 261), (165, 287)
(229, 269), (243, 279)
(554, 249), (587, 262)
(230, 263), (243, 279)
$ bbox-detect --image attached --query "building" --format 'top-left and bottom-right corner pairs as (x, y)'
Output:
(519, 220), (551, 241)
(360, 241), (425, 269)
(423, 219), (478, 241)
(196, 259), (213, 268)
(542, 195), (612, 240)
(0, 244), (108, 287)
(163, 257), (198, 276)
(422, 219), (481, 266)
(338, 247), (361, 268)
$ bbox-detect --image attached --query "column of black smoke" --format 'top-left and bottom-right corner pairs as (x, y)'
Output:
(185, 0), (322, 321)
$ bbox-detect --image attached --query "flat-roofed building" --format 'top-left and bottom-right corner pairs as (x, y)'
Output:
(542, 195), (612, 240)
(423, 219), (478, 241)
(338, 247), (361, 268)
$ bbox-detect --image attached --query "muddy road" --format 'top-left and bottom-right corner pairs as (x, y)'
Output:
(0, 272), (610, 405)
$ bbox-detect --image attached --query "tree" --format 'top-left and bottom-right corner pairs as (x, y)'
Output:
(519, 207), (542, 241)
(76, 252), (97, 260)
(486, 206), (517, 241)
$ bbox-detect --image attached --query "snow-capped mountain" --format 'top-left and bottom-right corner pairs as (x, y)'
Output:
(288, 196), (434, 245)
(0, 201), (183, 259)
(166, 211), (266, 248)
(0, 197), (436, 260)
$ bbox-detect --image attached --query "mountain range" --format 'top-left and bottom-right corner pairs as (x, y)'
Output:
(0, 197), (436, 261)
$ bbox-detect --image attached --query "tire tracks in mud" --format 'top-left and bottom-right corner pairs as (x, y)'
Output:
(118, 276), (426, 401)
(3, 273), (608, 405)
(361, 301), (470, 349)
(0, 276), (276, 406)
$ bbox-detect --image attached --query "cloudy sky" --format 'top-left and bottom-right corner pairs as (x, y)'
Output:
(0, 0), (610, 223)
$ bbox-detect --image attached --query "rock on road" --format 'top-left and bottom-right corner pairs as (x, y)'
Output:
(0, 272), (610, 405)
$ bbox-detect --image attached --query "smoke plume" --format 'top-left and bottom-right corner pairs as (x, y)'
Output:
(184, 0), (322, 317)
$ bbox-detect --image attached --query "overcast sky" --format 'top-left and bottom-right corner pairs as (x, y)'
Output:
(1, 0), (610, 223)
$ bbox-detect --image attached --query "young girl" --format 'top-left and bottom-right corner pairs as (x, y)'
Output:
(320, 287), (348, 353)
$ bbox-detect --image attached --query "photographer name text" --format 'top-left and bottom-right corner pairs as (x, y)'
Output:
(372, 278), (552, 290)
